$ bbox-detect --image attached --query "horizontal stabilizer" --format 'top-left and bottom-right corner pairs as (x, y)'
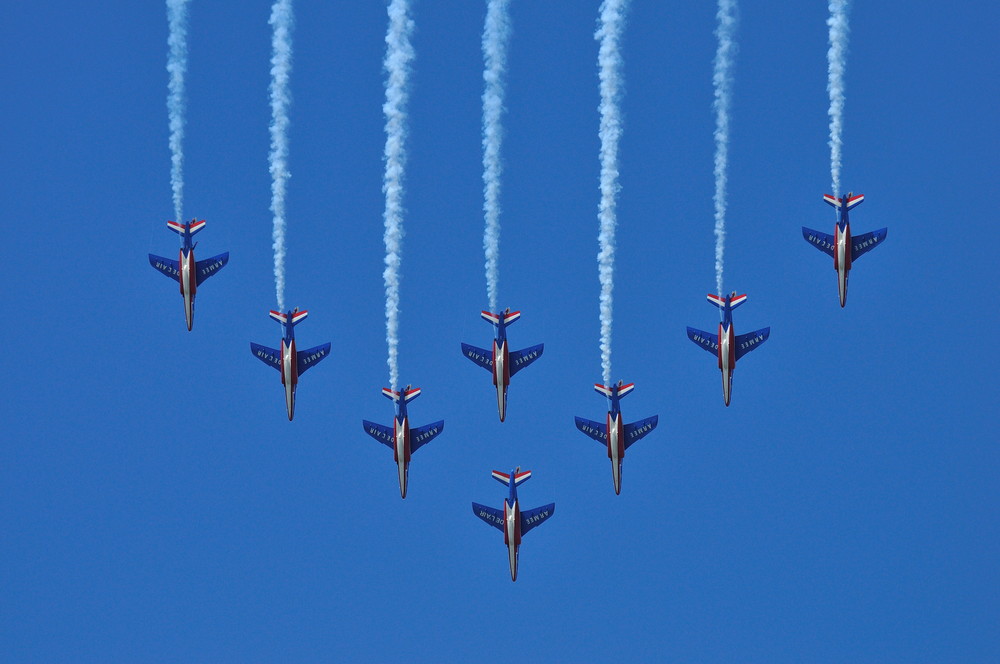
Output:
(575, 416), (608, 445)
(520, 503), (555, 536)
(270, 309), (309, 326)
(472, 502), (505, 532)
(167, 219), (206, 235)
(382, 386), (421, 403)
(851, 228), (887, 261)
(296, 343), (331, 376)
(503, 310), (521, 325)
(510, 344), (543, 377)
(687, 327), (719, 356)
(624, 415), (658, 449)
(823, 194), (841, 208)
(492, 469), (532, 486)
(410, 420), (444, 454)
(846, 193), (865, 209)
(362, 420), (395, 449)
(250, 343), (281, 371)
(707, 293), (746, 309)
(148, 255), (180, 282)
(480, 311), (500, 325)
(461, 343), (494, 372)
(195, 252), (228, 286)
(594, 382), (635, 399)
(734, 328), (770, 361)
(802, 227), (836, 257)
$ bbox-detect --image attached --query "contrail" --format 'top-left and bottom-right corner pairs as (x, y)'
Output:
(382, 0), (415, 389)
(712, 0), (738, 298)
(166, 0), (190, 226)
(482, 0), (511, 314)
(268, 0), (294, 312)
(595, 0), (629, 387)
(827, 0), (851, 198)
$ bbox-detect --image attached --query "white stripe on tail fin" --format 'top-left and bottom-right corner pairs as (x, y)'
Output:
(616, 382), (635, 399)
(381, 387), (400, 401)
(513, 470), (531, 485)
(491, 470), (510, 485)
(846, 193), (864, 209)
(823, 194), (841, 208)
(503, 310), (521, 325)
(707, 293), (726, 308)
(167, 220), (186, 234)
(729, 294), (747, 309)
(188, 219), (206, 234)
(481, 310), (501, 325)
(594, 383), (613, 398)
(402, 387), (421, 402)
(291, 309), (309, 325)
(269, 310), (287, 324)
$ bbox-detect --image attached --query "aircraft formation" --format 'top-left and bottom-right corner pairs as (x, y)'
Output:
(148, 193), (888, 580)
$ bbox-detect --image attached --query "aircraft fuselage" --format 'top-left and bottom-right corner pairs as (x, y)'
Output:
(606, 411), (625, 494)
(393, 416), (411, 498)
(503, 499), (522, 581)
(178, 247), (197, 331)
(835, 221), (852, 307)
(492, 339), (510, 422)
(280, 337), (298, 420)
(717, 321), (736, 406)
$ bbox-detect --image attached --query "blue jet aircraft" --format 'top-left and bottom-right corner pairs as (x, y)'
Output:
(687, 292), (770, 406)
(461, 309), (543, 422)
(362, 385), (444, 498)
(472, 468), (555, 582)
(575, 381), (658, 494)
(250, 308), (330, 420)
(148, 219), (229, 330)
(802, 192), (887, 307)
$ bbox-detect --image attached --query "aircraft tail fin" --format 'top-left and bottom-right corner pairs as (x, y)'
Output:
(707, 293), (746, 309)
(381, 386), (422, 403)
(481, 310), (521, 326)
(269, 309), (309, 327)
(823, 194), (841, 209)
(845, 193), (865, 210)
(594, 382), (635, 400)
(492, 469), (532, 487)
(167, 219), (206, 236)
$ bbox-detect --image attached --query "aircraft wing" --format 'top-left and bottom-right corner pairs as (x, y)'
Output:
(509, 344), (544, 377)
(461, 343), (494, 372)
(574, 416), (608, 445)
(296, 343), (331, 376)
(851, 228), (887, 261)
(410, 420), (444, 454)
(195, 252), (229, 286)
(148, 255), (180, 283)
(520, 503), (555, 536)
(802, 227), (836, 257)
(362, 420), (395, 449)
(686, 327), (719, 356)
(624, 415), (658, 450)
(734, 328), (770, 361)
(472, 502), (505, 533)
(250, 343), (282, 371)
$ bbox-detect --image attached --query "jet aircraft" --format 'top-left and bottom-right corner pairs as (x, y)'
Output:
(148, 219), (229, 330)
(472, 468), (555, 582)
(802, 192), (887, 307)
(250, 308), (330, 420)
(461, 309), (543, 422)
(574, 381), (658, 494)
(687, 292), (770, 406)
(362, 385), (444, 498)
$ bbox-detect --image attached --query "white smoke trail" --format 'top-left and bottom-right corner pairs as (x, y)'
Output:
(166, 0), (189, 226)
(268, 0), (294, 312)
(482, 0), (511, 314)
(595, 0), (629, 387)
(712, 0), (738, 298)
(382, 0), (415, 389)
(827, 0), (850, 198)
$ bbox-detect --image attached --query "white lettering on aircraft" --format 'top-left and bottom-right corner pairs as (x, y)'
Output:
(739, 335), (765, 350)
(578, 423), (607, 440)
(466, 349), (494, 367)
(255, 348), (279, 364)
(414, 427), (440, 443)
(367, 426), (394, 443)
(627, 423), (654, 439)
(513, 350), (540, 366)
(853, 236), (880, 251)
(155, 261), (180, 276)
(692, 333), (716, 348)
(524, 510), (549, 525)
(478, 510), (503, 525)
(301, 349), (327, 365)
(808, 234), (835, 251)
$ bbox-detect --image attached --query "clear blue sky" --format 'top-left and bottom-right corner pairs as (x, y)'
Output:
(2, 1), (998, 661)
